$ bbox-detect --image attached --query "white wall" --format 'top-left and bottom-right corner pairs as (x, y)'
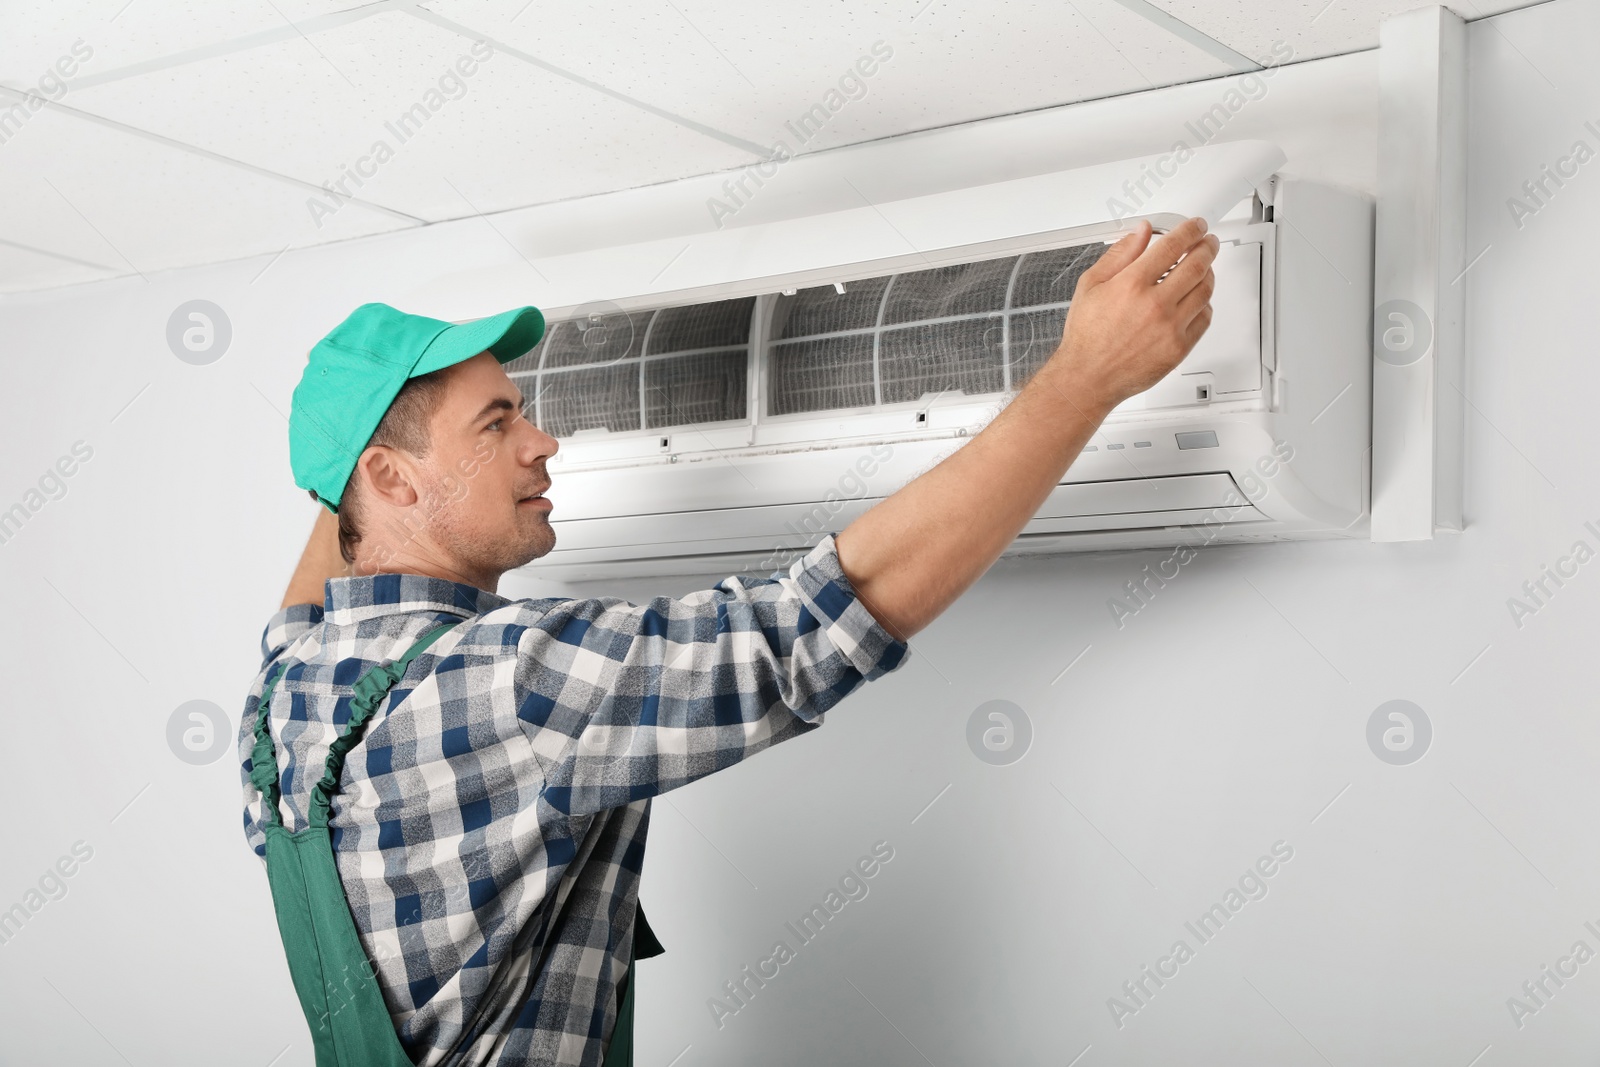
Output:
(1, 1), (1594, 1063)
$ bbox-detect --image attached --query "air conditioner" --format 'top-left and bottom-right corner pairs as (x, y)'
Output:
(500, 140), (1372, 582)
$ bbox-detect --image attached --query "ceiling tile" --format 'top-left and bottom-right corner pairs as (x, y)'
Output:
(0, 100), (411, 295)
(423, 0), (1236, 158)
(59, 10), (761, 222)
(2, 0), (1551, 295)
(0, 241), (121, 294)
(0, 1), (383, 86)
(1464, 0), (1565, 12)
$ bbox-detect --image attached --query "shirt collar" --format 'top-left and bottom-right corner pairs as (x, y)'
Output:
(323, 572), (512, 626)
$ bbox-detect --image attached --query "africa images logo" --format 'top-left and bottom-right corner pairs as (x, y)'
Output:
(1107, 841), (1295, 1029)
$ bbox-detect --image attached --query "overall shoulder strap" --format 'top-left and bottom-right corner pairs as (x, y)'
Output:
(250, 620), (462, 832)
(248, 660), (294, 829)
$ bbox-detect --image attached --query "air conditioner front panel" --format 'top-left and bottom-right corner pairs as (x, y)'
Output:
(1032, 472), (1247, 519)
(542, 420), (1282, 521)
(499, 140), (1286, 314)
(1023, 504), (1267, 536)
(541, 472), (1259, 555)
(546, 500), (880, 554)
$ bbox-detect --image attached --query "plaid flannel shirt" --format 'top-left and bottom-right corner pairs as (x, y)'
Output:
(237, 532), (909, 1066)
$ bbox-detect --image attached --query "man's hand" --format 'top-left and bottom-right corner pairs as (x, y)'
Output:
(280, 505), (349, 610)
(1051, 217), (1220, 411)
(833, 216), (1219, 642)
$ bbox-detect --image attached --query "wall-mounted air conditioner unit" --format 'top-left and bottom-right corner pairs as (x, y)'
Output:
(500, 140), (1372, 581)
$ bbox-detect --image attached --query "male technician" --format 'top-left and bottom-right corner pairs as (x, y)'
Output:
(239, 217), (1219, 1066)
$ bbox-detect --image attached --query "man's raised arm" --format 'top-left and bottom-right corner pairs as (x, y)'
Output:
(280, 506), (349, 609)
(834, 217), (1221, 642)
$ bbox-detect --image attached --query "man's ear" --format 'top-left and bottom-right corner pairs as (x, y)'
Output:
(355, 446), (420, 509)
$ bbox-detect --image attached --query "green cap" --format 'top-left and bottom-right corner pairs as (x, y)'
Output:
(289, 302), (544, 513)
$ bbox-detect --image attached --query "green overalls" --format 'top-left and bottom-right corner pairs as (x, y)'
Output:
(251, 621), (663, 1067)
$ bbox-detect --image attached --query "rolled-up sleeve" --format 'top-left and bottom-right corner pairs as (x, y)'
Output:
(239, 602), (326, 859)
(513, 532), (910, 816)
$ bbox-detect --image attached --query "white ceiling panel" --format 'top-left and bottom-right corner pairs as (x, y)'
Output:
(1144, 0), (1544, 63)
(423, 0), (1237, 157)
(59, 10), (762, 223)
(0, 100), (412, 294)
(0, 0), (387, 86)
(0, 0), (1554, 296)
(0, 240), (119, 292)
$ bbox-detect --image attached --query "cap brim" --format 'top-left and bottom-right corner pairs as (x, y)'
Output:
(411, 306), (545, 377)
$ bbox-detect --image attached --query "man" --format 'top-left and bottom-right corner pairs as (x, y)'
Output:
(239, 217), (1219, 1066)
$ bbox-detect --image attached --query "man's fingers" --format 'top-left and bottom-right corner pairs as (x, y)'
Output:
(1160, 234), (1220, 305)
(1077, 220), (1152, 291)
(1131, 216), (1211, 287)
(1173, 268), (1214, 326)
(1182, 301), (1214, 348)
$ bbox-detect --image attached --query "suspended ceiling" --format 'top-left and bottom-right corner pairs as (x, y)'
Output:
(0, 0), (1541, 295)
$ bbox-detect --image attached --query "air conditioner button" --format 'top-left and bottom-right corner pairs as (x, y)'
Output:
(1175, 431), (1219, 450)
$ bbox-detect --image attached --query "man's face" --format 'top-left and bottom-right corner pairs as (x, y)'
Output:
(415, 351), (560, 578)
